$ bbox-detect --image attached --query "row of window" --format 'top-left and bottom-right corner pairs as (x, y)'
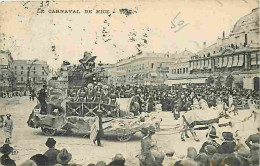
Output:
(15, 77), (46, 82)
(190, 53), (260, 70)
(117, 64), (147, 73)
(172, 67), (189, 74)
(14, 66), (45, 70)
(14, 71), (46, 75)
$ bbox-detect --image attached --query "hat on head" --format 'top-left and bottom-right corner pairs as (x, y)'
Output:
(112, 153), (125, 161)
(57, 149), (72, 164)
(45, 138), (56, 148)
(6, 113), (11, 117)
(208, 129), (218, 138)
(0, 144), (13, 155)
(222, 132), (234, 141)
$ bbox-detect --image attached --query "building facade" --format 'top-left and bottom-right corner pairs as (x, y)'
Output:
(0, 50), (14, 92)
(188, 8), (260, 90)
(108, 52), (175, 85)
(13, 60), (50, 91)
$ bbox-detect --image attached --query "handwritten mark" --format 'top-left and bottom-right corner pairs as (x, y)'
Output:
(171, 12), (189, 33)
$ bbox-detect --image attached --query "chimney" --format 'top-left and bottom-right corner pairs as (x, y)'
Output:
(203, 42), (206, 49)
(223, 31), (225, 38)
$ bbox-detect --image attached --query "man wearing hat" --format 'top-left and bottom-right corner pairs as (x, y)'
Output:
(0, 144), (16, 166)
(44, 138), (60, 165)
(94, 110), (104, 147)
(139, 125), (159, 166)
(56, 148), (72, 165)
(221, 132), (236, 154)
(3, 114), (13, 144)
(199, 128), (221, 154)
(38, 84), (48, 115)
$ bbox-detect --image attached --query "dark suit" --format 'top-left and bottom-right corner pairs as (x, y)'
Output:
(221, 141), (236, 154)
(1, 155), (16, 166)
(44, 148), (60, 165)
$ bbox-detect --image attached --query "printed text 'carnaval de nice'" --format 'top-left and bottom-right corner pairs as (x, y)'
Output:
(37, 9), (110, 14)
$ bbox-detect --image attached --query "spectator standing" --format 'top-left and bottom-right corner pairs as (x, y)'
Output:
(199, 129), (221, 154)
(38, 85), (48, 114)
(3, 114), (13, 144)
(0, 144), (16, 166)
(44, 138), (60, 165)
(221, 132), (236, 154)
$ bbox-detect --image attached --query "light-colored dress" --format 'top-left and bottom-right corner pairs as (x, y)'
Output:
(3, 119), (13, 139)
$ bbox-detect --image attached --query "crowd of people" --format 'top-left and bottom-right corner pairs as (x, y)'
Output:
(0, 137), (128, 166)
(65, 83), (259, 117)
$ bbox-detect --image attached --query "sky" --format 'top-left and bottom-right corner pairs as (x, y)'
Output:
(0, 0), (258, 70)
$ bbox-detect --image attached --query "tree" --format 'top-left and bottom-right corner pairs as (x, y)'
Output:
(225, 74), (234, 89)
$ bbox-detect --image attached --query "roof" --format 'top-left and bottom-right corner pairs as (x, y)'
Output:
(232, 8), (259, 34)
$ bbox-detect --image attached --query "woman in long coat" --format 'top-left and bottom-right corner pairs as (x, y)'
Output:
(3, 114), (13, 144)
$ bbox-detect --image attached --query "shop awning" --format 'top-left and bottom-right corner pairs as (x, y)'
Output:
(218, 57), (223, 68)
(200, 60), (205, 69)
(208, 60), (212, 69)
(190, 62), (194, 70)
(232, 55), (239, 67)
(237, 54), (244, 66)
(222, 57), (228, 67)
(204, 60), (209, 68)
(227, 56), (233, 68)
(197, 61), (201, 69)
(251, 54), (257, 66)
(193, 61), (197, 69)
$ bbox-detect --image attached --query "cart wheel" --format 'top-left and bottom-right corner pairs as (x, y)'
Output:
(41, 126), (56, 136)
(117, 134), (132, 142)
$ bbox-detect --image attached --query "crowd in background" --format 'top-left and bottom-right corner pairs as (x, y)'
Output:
(0, 90), (28, 98)
(67, 83), (260, 113)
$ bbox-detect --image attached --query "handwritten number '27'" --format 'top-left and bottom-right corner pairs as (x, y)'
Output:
(171, 12), (189, 33)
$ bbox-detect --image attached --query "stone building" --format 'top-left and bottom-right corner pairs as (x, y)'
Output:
(108, 52), (174, 85)
(0, 50), (14, 92)
(13, 60), (50, 91)
(188, 8), (260, 90)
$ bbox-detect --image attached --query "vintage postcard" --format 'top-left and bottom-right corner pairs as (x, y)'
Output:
(0, 0), (259, 165)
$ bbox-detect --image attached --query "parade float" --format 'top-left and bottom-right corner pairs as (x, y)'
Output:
(27, 52), (160, 142)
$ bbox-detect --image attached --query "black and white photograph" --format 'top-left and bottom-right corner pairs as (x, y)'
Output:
(0, 0), (259, 165)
